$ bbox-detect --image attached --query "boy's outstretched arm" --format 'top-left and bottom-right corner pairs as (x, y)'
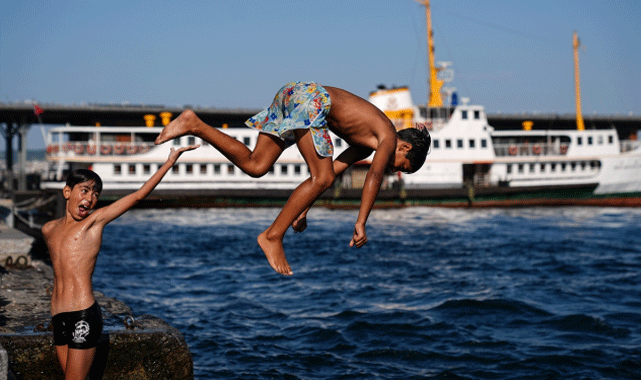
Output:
(93, 145), (199, 226)
(350, 137), (396, 248)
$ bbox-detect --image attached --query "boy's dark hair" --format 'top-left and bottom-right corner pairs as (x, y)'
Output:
(397, 127), (431, 173)
(66, 169), (103, 193)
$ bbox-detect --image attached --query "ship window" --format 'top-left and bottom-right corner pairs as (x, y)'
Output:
(188, 137), (196, 146)
(507, 165), (512, 174)
(143, 164), (151, 175)
(530, 164), (535, 173)
(227, 164), (235, 174)
(200, 164), (207, 174)
(461, 110), (468, 119)
(114, 164), (122, 175)
(173, 138), (181, 146)
(281, 164), (288, 175)
(172, 165), (179, 174)
(185, 164), (193, 174)
(608, 135), (614, 144)
(481, 139), (487, 148)
(561, 163), (566, 172)
(588, 136), (593, 145)
(268, 166), (275, 175)
(581, 162), (586, 170)
(474, 110), (480, 119)
(571, 162), (576, 171)
(243, 137), (251, 146)
(518, 164), (524, 173)
(214, 164), (221, 174)
(577, 137), (583, 145)
(433, 139), (440, 149)
(457, 139), (463, 148)
(336, 139), (342, 147)
(540, 163), (546, 172)
(294, 165), (301, 174)
(445, 139), (452, 148)
(128, 164), (136, 175)
(597, 135), (603, 145)
(469, 139), (475, 148)
(551, 163), (556, 172)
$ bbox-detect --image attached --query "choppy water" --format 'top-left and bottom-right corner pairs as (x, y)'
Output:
(93, 207), (641, 379)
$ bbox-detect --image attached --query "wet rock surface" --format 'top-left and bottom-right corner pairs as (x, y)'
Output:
(0, 232), (193, 380)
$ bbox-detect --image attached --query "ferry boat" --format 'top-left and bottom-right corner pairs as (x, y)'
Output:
(39, 2), (641, 208)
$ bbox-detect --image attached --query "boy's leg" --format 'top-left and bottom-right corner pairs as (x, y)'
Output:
(155, 110), (284, 177)
(63, 347), (96, 380)
(258, 129), (335, 275)
(55, 345), (68, 373)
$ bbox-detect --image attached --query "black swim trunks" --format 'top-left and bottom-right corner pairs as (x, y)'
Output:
(52, 302), (103, 349)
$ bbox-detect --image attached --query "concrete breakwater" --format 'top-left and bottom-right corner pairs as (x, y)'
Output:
(0, 225), (193, 380)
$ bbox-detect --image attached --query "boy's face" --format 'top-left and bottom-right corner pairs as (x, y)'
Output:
(63, 180), (100, 220)
(389, 140), (413, 174)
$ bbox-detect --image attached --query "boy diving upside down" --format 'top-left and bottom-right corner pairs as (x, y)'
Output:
(42, 145), (197, 380)
(155, 82), (431, 276)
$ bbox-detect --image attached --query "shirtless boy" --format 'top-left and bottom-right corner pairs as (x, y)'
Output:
(155, 81), (431, 276)
(42, 145), (197, 380)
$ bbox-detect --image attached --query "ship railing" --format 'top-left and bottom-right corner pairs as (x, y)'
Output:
(494, 142), (569, 157)
(45, 142), (155, 157)
(620, 140), (641, 153)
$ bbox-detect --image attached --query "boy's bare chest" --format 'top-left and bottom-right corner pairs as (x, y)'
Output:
(49, 222), (101, 256)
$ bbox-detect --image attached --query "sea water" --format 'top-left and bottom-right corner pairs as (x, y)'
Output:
(93, 207), (641, 379)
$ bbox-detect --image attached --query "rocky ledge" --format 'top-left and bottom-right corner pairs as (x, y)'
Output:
(0, 227), (193, 380)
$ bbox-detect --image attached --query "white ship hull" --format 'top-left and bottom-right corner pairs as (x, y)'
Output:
(40, 96), (641, 207)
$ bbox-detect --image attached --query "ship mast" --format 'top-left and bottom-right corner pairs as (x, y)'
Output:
(419, 0), (444, 107)
(573, 31), (585, 131)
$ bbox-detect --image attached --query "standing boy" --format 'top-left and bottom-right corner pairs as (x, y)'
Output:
(154, 81), (431, 276)
(42, 145), (197, 380)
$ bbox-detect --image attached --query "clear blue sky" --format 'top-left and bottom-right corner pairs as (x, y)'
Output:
(2, 0), (640, 150)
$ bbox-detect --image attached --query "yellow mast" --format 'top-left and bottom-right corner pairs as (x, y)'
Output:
(573, 31), (585, 131)
(421, 0), (444, 107)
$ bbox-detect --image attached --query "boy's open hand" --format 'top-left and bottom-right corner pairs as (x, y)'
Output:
(349, 223), (367, 248)
(168, 145), (199, 163)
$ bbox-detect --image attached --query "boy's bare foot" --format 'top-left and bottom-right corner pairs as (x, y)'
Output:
(257, 232), (293, 276)
(155, 110), (197, 145)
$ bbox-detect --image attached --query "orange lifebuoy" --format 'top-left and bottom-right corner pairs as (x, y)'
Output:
(126, 145), (138, 154)
(86, 145), (97, 155)
(532, 145), (541, 155)
(64, 142), (73, 152)
(46, 145), (53, 154)
(560, 145), (568, 154)
(139, 146), (150, 154)
(100, 145), (112, 155)
(114, 143), (125, 155)
(509, 146), (518, 155)
(74, 143), (84, 155)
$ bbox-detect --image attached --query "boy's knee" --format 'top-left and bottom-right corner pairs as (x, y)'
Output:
(311, 171), (335, 190)
(244, 163), (272, 178)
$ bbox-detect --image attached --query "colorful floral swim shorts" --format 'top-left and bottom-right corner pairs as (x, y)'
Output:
(245, 82), (334, 157)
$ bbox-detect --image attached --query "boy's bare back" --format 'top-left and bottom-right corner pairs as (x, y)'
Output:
(323, 86), (398, 150)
